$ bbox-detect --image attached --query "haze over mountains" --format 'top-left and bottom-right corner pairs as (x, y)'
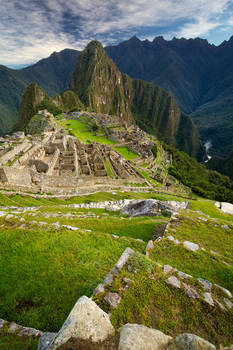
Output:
(1, 35), (233, 158)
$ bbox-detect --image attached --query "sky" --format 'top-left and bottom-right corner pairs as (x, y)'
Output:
(1, 0), (233, 68)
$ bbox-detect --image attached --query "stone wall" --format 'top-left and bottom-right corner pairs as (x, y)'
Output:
(0, 167), (31, 186)
(0, 141), (31, 165)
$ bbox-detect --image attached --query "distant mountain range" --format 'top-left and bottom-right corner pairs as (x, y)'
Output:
(1, 35), (233, 158)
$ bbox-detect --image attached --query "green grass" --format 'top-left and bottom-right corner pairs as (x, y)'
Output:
(112, 146), (138, 161)
(149, 240), (233, 291)
(59, 119), (115, 145)
(190, 200), (233, 222)
(0, 330), (38, 350)
(167, 212), (233, 260)
(0, 228), (145, 332)
(0, 190), (188, 208)
(95, 253), (233, 346)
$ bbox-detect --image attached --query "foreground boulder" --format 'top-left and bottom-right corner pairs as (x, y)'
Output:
(121, 199), (185, 217)
(44, 296), (115, 350)
(118, 323), (172, 350)
(167, 333), (216, 350)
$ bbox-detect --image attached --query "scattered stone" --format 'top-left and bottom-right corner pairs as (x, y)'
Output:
(18, 326), (43, 337)
(178, 271), (192, 279)
(222, 224), (230, 230)
(166, 276), (181, 289)
(8, 322), (21, 334)
(224, 298), (233, 309)
(216, 300), (225, 311)
(123, 277), (131, 284)
(51, 222), (60, 229)
(115, 248), (134, 270)
(62, 225), (79, 231)
(198, 278), (212, 292)
(183, 241), (199, 252)
(104, 292), (121, 308)
(49, 296), (114, 349)
(38, 333), (57, 350)
(163, 265), (174, 274)
(104, 271), (114, 285)
(167, 333), (216, 349)
(214, 284), (232, 298)
(204, 292), (214, 306)
(118, 323), (172, 350)
(146, 240), (154, 251)
(183, 283), (200, 299)
(93, 283), (105, 296)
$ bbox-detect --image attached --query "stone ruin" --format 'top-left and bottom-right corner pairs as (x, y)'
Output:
(0, 128), (143, 194)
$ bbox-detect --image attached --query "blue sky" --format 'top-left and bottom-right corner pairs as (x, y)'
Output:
(1, 0), (233, 67)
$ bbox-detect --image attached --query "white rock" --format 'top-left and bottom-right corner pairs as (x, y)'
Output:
(183, 241), (199, 252)
(204, 292), (214, 306)
(118, 323), (172, 350)
(224, 298), (233, 309)
(166, 276), (181, 289)
(214, 284), (232, 298)
(115, 248), (134, 270)
(220, 202), (233, 215)
(93, 283), (105, 296)
(163, 265), (174, 274)
(49, 296), (114, 349)
(178, 271), (192, 279)
(198, 278), (212, 292)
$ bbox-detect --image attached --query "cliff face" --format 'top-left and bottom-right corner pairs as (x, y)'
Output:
(69, 41), (205, 160)
(68, 41), (132, 124)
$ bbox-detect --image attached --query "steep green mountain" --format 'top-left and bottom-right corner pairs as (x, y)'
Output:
(0, 49), (80, 134)
(18, 83), (61, 130)
(106, 36), (233, 157)
(18, 83), (84, 130)
(207, 152), (233, 181)
(68, 41), (204, 160)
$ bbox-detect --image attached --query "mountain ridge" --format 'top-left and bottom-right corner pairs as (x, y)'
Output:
(68, 40), (204, 160)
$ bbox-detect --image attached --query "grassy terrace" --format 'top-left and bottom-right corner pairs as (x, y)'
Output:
(0, 227), (146, 332)
(96, 253), (233, 347)
(0, 190), (187, 208)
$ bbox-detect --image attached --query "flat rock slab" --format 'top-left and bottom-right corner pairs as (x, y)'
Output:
(118, 323), (172, 350)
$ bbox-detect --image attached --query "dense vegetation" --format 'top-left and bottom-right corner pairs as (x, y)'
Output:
(163, 144), (233, 203)
(207, 152), (233, 181)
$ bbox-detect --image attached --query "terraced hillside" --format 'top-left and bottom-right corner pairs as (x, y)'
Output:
(0, 190), (232, 349)
(0, 105), (232, 349)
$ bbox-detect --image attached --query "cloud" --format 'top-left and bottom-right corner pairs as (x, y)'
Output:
(0, 0), (232, 66)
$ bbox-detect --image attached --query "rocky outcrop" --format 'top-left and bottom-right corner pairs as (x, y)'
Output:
(120, 199), (186, 217)
(48, 296), (115, 350)
(68, 41), (205, 160)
